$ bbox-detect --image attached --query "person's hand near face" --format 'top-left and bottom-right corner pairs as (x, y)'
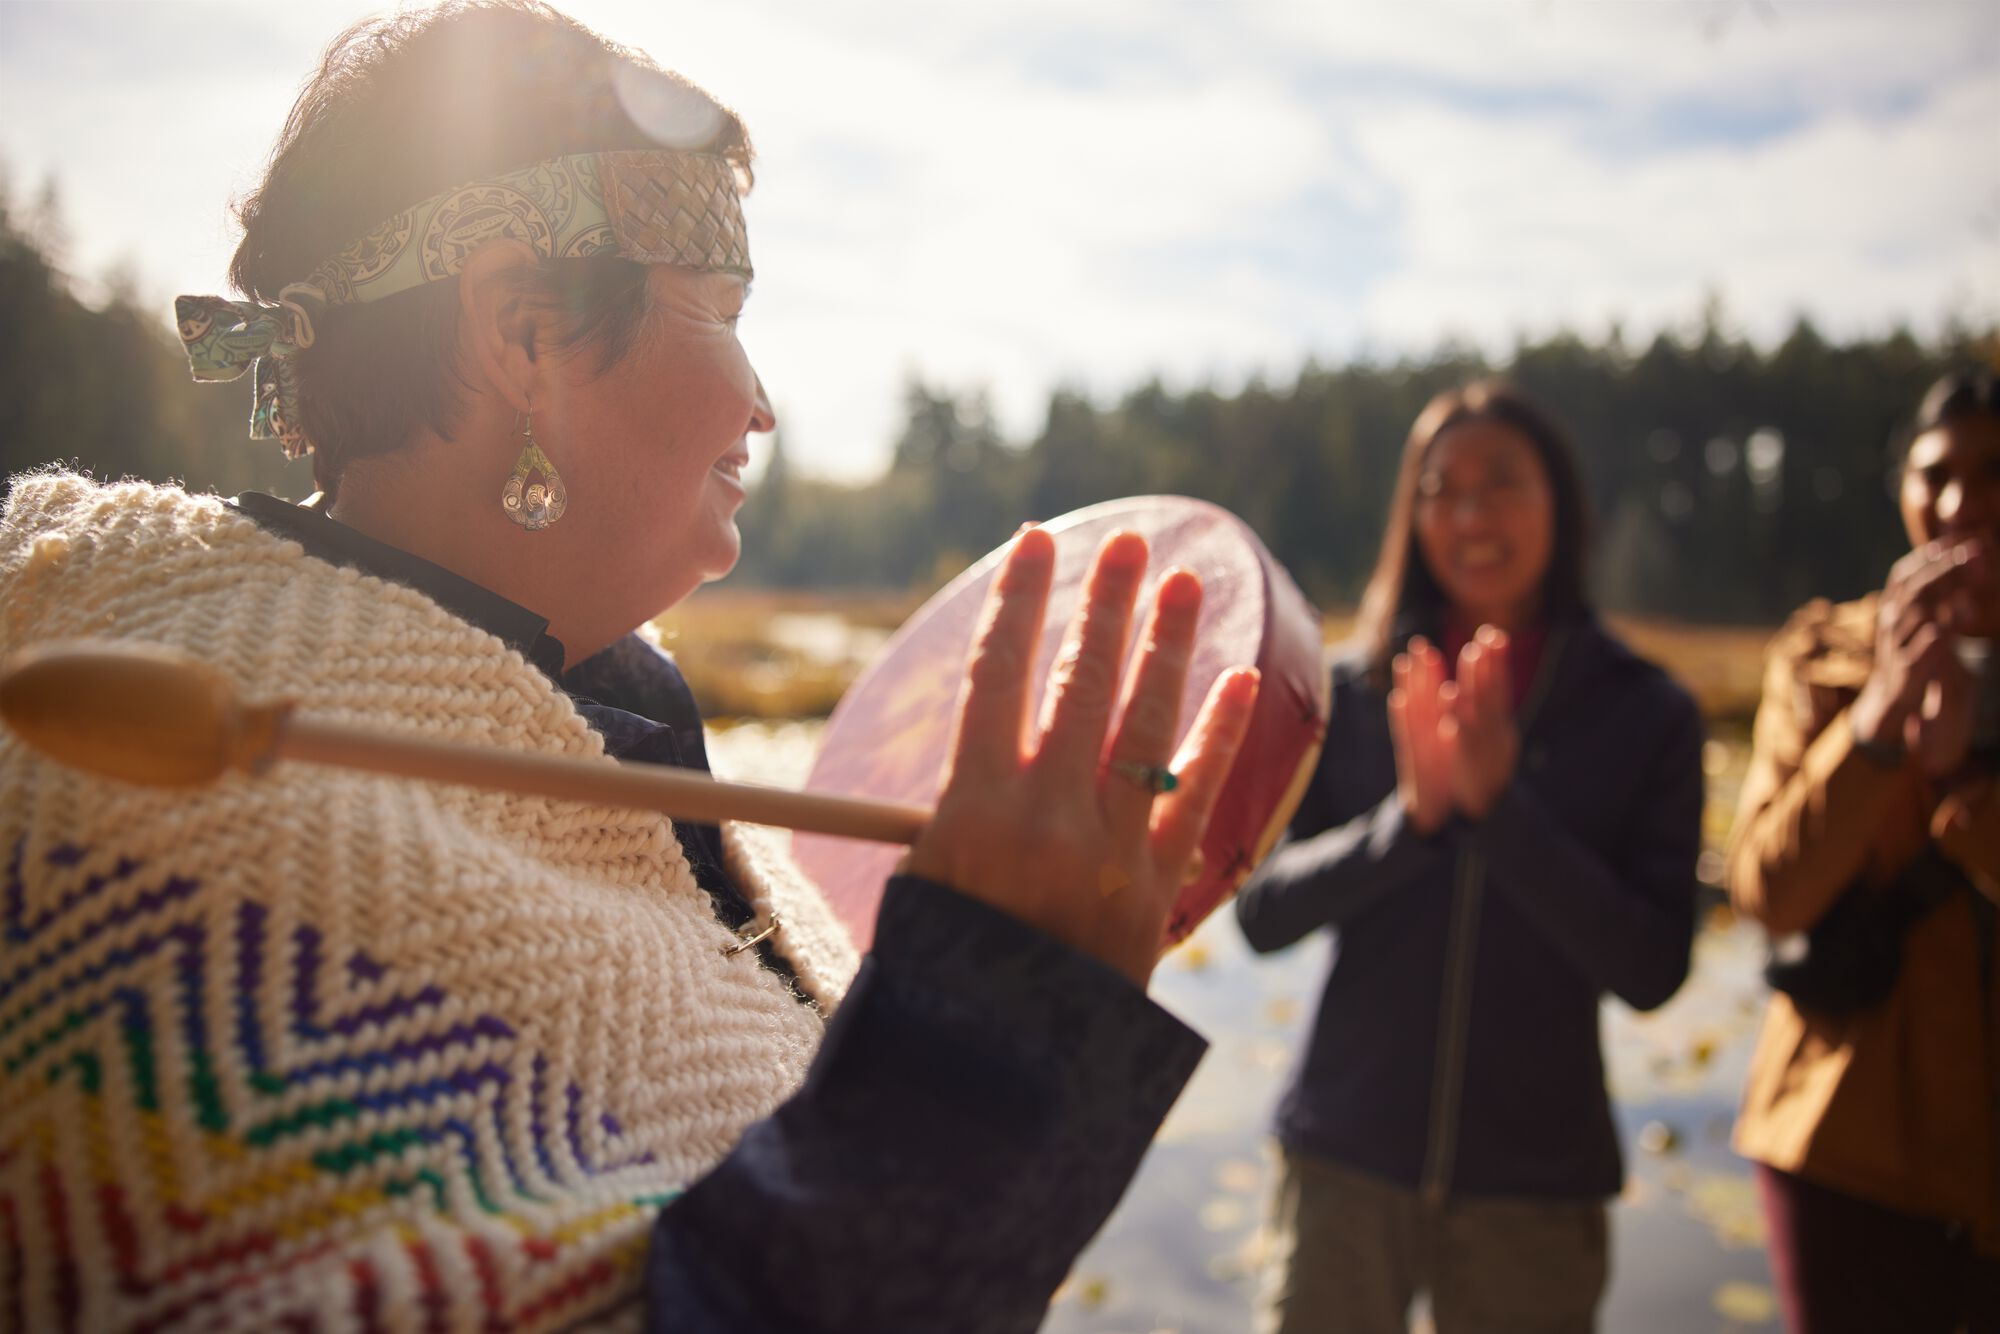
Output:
(1898, 413), (2000, 633)
(1856, 411), (2000, 779)
(1852, 539), (1986, 776)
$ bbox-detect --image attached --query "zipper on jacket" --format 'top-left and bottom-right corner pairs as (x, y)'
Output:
(1415, 625), (1571, 1204)
(1420, 850), (1485, 1203)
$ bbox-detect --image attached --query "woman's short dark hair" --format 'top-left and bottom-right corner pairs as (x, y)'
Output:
(1902, 367), (2000, 460)
(1352, 378), (1594, 683)
(229, 0), (752, 495)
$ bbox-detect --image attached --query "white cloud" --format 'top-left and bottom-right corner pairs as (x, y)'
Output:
(1250, 1), (1996, 114)
(1349, 64), (2000, 347)
(2, 0), (1993, 481)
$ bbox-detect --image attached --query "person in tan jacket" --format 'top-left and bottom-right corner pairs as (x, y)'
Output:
(1731, 367), (2000, 1333)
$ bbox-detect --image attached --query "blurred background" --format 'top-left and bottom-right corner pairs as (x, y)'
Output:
(3, 1), (1997, 1330)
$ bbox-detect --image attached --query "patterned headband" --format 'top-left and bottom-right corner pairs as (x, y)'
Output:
(175, 149), (752, 458)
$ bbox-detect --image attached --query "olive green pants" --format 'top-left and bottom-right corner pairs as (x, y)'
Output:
(1256, 1148), (1609, 1334)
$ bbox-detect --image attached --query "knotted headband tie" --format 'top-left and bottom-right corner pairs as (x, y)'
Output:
(175, 149), (752, 458)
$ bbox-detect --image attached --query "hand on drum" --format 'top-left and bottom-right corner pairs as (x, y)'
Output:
(904, 527), (1261, 987)
(1389, 627), (1518, 833)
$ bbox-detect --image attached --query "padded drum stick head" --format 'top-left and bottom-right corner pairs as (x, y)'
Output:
(0, 641), (285, 788)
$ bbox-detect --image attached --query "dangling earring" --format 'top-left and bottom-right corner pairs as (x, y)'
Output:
(501, 410), (568, 531)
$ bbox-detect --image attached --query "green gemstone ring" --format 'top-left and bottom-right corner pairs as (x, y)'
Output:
(1108, 760), (1179, 795)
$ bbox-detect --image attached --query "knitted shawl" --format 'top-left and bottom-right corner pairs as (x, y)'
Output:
(0, 473), (860, 1332)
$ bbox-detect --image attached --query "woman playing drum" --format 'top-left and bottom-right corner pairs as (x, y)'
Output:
(0, 4), (1258, 1330)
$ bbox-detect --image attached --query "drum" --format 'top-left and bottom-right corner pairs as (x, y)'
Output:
(792, 496), (1329, 951)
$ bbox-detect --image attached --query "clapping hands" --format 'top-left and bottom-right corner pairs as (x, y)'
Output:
(1388, 627), (1519, 834)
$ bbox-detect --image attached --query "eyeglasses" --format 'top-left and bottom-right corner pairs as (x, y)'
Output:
(1415, 472), (1536, 513)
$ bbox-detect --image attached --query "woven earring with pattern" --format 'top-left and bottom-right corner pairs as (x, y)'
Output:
(501, 412), (568, 531)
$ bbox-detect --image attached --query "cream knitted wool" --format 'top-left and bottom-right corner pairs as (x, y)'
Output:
(0, 473), (858, 1332)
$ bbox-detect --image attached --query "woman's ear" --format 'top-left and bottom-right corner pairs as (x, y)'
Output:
(457, 239), (545, 414)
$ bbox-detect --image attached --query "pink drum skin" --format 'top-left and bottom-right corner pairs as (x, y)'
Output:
(792, 496), (1329, 952)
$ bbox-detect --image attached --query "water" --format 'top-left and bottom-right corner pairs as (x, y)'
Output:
(708, 720), (1778, 1333)
(1031, 911), (1776, 1334)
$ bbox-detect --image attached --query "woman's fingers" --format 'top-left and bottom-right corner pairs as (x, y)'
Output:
(1388, 685), (1412, 759)
(1391, 684), (1436, 783)
(1389, 685), (1433, 825)
(1477, 625), (1513, 719)
(1436, 706), (1464, 784)
(1406, 637), (1439, 736)
(1035, 531), (1150, 782)
(947, 526), (1055, 789)
(1101, 567), (1203, 837)
(1897, 623), (1951, 748)
(1392, 652), (1421, 745)
(1891, 541), (1981, 623)
(1477, 641), (1499, 722)
(1878, 543), (1945, 639)
(1413, 639), (1455, 765)
(1908, 621), (1953, 679)
(1149, 667), (1261, 875)
(1455, 644), (1484, 733)
(1436, 678), (1462, 755)
(1409, 636), (1440, 699)
(1891, 596), (1936, 651)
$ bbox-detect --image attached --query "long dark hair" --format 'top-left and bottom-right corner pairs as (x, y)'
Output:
(1352, 379), (1593, 683)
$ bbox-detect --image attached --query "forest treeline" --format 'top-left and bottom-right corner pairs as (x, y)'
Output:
(737, 321), (1999, 625)
(0, 182), (310, 504)
(4, 182), (1994, 626)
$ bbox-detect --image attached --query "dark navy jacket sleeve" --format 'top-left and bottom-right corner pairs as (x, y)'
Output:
(1235, 669), (1454, 952)
(1236, 794), (1453, 952)
(1464, 683), (1704, 1011)
(644, 874), (1207, 1333)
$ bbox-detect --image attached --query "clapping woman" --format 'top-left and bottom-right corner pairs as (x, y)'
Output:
(1236, 380), (1703, 1334)
(0, 5), (1257, 1330)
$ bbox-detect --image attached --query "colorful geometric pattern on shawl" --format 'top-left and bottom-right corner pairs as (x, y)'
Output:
(0, 473), (851, 1331)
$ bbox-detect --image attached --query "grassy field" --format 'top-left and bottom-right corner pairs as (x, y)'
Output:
(657, 589), (1778, 726)
(650, 589), (922, 719)
(667, 589), (1771, 891)
(1605, 616), (1774, 724)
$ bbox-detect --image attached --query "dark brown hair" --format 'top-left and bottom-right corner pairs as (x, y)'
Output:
(229, 1), (752, 495)
(1903, 367), (2000, 460)
(1352, 379), (1594, 682)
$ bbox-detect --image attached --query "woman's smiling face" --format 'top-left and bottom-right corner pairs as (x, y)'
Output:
(1412, 416), (1556, 631)
(540, 264), (774, 614)
(1900, 411), (2000, 636)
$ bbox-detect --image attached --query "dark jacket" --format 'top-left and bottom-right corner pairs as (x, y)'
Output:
(1235, 616), (1703, 1200)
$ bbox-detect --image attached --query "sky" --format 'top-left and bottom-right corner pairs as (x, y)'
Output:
(2, 0), (1996, 481)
